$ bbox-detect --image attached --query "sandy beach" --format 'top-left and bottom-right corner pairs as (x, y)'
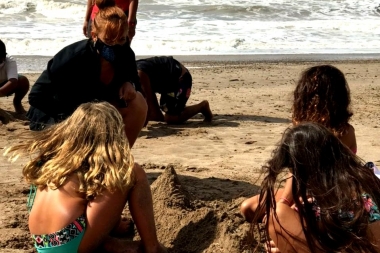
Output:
(0, 59), (379, 252)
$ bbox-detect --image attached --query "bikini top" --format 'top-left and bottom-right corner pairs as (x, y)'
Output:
(27, 185), (86, 253)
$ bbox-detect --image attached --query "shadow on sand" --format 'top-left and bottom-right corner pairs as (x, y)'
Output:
(140, 113), (290, 138)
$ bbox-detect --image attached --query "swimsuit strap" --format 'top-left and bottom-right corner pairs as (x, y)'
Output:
(27, 185), (37, 213)
(32, 214), (86, 249)
(362, 193), (380, 222)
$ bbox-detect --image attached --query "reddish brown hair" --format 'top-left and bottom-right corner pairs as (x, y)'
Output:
(92, 0), (127, 45)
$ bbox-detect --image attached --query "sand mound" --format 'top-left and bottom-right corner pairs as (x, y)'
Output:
(151, 165), (194, 210)
(146, 165), (255, 253)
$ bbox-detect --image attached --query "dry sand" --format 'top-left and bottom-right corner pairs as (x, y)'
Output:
(0, 60), (379, 252)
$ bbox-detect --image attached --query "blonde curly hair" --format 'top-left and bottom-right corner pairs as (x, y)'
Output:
(5, 101), (135, 200)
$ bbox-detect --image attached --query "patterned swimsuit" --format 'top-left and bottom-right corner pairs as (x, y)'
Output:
(32, 215), (86, 249)
(311, 193), (380, 223)
(28, 185), (87, 253)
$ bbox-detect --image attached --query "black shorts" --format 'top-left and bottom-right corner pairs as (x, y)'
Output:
(26, 106), (67, 131)
(160, 71), (192, 115)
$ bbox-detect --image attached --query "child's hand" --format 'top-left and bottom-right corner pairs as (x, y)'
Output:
(119, 82), (137, 102)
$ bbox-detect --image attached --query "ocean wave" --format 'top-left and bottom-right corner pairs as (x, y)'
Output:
(1, 0), (379, 57)
(0, 0), (84, 18)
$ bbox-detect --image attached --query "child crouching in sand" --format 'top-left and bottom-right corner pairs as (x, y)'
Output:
(241, 65), (360, 252)
(5, 101), (166, 253)
(292, 64), (357, 153)
(251, 123), (380, 252)
(241, 64), (358, 222)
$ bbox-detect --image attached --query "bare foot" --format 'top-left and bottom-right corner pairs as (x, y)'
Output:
(201, 100), (213, 122)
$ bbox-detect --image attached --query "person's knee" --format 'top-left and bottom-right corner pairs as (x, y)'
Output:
(121, 92), (147, 119)
(116, 93), (148, 147)
(163, 113), (180, 124)
(17, 75), (30, 91)
(132, 163), (148, 183)
(240, 198), (252, 216)
(240, 196), (259, 222)
(201, 100), (209, 107)
(117, 92), (147, 127)
(135, 92), (148, 116)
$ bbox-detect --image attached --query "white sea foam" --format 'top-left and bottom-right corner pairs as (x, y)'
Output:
(0, 0), (379, 60)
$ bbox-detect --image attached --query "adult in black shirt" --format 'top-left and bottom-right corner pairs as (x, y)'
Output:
(136, 56), (212, 124)
(27, 1), (146, 148)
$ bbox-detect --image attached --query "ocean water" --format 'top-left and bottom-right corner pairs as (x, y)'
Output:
(1, 0), (380, 72)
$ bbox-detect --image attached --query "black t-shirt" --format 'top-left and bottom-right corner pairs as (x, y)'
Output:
(136, 56), (182, 94)
(27, 39), (140, 129)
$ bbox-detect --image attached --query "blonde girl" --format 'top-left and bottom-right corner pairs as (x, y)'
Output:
(6, 101), (165, 253)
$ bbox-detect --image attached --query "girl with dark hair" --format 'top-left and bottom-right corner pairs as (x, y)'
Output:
(250, 123), (380, 252)
(292, 64), (356, 153)
(241, 64), (357, 225)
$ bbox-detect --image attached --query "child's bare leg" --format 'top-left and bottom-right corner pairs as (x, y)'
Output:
(240, 195), (260, 222)
(128, 164), (166, 253)
(164, 100), (213, 124)
(13, 75), (29, 114)
(241, 189), (285, 223)
(116, 92), (147, 148)
(200, 100), (213, 122)
(267, 203), (311, 253)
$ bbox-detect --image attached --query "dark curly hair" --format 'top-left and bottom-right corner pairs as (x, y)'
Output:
(292, 65), (353, 136)
(0, 39), (6, 58)
(251, 122), (380, 253)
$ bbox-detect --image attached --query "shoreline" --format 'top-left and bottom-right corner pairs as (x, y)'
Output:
(14, 53), (380, 74)
(148, 53), (380, 63)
